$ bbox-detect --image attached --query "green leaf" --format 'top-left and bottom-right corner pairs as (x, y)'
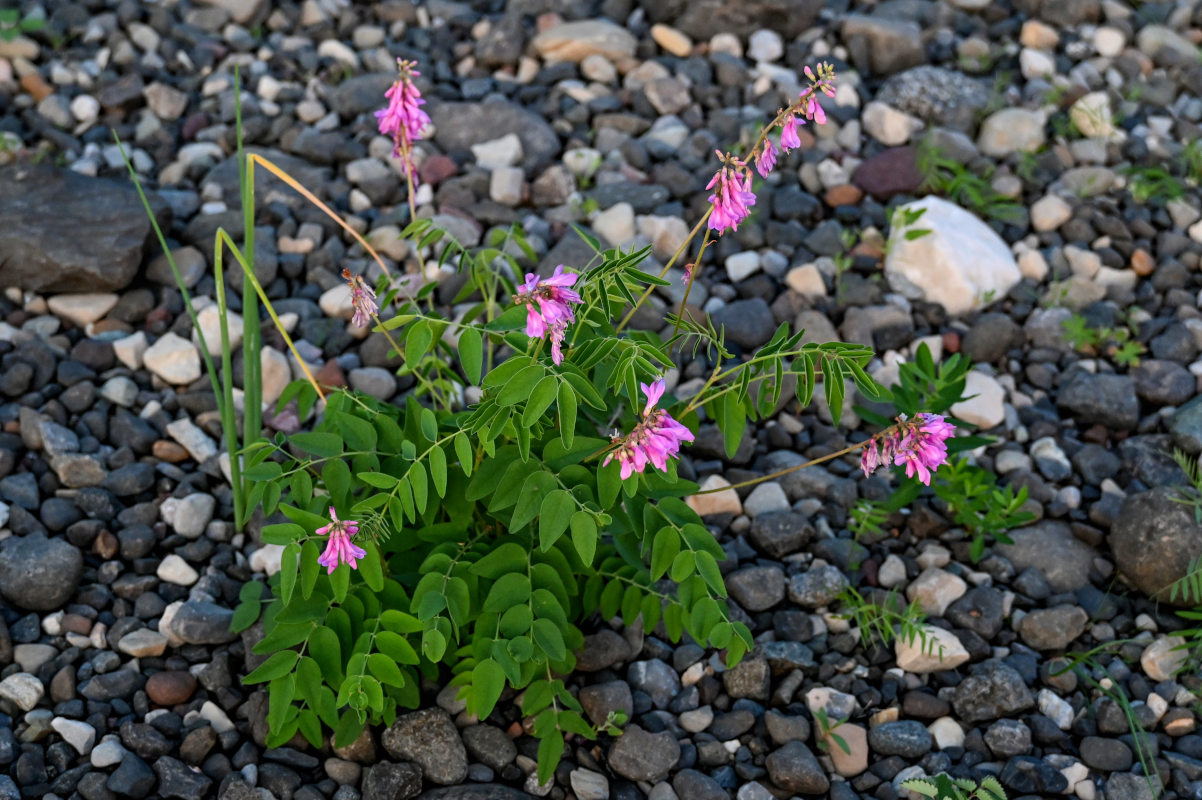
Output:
(308, 626), (342, 685)
(280, 543), (300, 606)
(558, 381), (576, 449)
(360, 542), (384, 592)
(695, 551), (727, 597)
(532, 618), (566, 661)
(598, 459), (621, 509)
(458, 327), (483, 384)
(368, 653), (407, 687)
(484, 573), (532, 613)
(650, 527), (680, 580)
(497, 364), (545, 407)
(539, 490), (575, 551)
(262, 522), (305, 545)
(405, 320), (432, 365)
(500, 605), (533, 637)
(470, 541), (529, 579)
(472, 658), (506, 718)
(231, 598), (261, 633)
(360, 472), (398, 488)
(243, 650), (299, 684)
(719, 393), (744, 460)
(669, 550), (695, 583)
(376, 631), (420, 665)
(454, 432), (474, 477)
(420, 407), (439, 442)
(333, 709), (366, 749)
(291, 432), (343, 458)
(536, 730), (565, 787)
(510, 471), (558, 532)
(422, 627), (447, 661)
(429, 445), (448, 498)
(523, 375), (560, 428)
(336, 413), (377, 452)
(569, 511), (597, 566)
(330, 562), (350, 603)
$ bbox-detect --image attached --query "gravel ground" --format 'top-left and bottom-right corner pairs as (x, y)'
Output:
(1, 1), (1202, 800)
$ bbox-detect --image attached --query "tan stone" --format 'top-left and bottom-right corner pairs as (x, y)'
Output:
(686, 475), (742, 517)
(825, 723), (868, 777)
(650, 24), (692, 58)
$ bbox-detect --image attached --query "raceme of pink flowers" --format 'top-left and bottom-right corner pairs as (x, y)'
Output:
(603, 378), (695, 480)
(376, 59), (431, 179)
(513, 264), (581, 365)
(860, 413), (956, 486)
(707, 154), (756, 235)
(316, 507), (367, 573)
(343, 269), (378, 328)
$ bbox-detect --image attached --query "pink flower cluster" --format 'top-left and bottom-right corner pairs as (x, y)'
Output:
(706, 153), (756, 234)
(316, 507), (367, 573)
(708, 63), (837, 236)
(513, 265), (581, 365)
(376, 59), (431, 179)
(860, 413), (956, 486)
(343, 268), (378, 328)
(603, 379), (695, 480)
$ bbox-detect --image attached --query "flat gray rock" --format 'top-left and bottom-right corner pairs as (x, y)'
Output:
(0, 164), (151, 292)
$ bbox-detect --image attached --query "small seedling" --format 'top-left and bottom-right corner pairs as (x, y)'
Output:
(1061, 312), (1146, 368)
(0, 8), (44, 41)
(813, 708), (852, 756)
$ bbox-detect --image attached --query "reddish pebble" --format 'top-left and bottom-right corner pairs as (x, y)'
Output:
(314, 359), (348, 390)
(146, 671), (197, 706)
(20, 72), (53, 103)
(1130, 248), (1155, 276)
(824, 184), (863, 207)
(419, 154), (458, 185)
(941, 331), (960, 354)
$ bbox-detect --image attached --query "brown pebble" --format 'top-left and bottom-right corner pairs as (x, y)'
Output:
(419, 154), (458, 185)
(94, 529), (119, 560)
(824, 184), (864, 207)
(20, 72), (53, 103)
(146, 670), (197, 706)
(153, 441), (190, 463)
(60, 613), (94, 635)
(90, 319), (133, 335)
(1130, 247), (1155, 276)
(50, 666), (76, 703)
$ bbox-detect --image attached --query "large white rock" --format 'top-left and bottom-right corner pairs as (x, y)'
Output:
(532, 20), (637, 63)
(1070, 91), (1114, 138)
(884, 196), (1021, 316)
(950, 371), (1006, 429)
(861, 101), (923, 146)
(47, 293), (119, 327)
(193, 303), (243, 356)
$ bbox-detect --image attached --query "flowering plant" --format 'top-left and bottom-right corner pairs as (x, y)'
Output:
(226, 61), (959, 784)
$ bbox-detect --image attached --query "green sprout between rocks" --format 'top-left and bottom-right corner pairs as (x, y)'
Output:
(901, 773), (1008, 800)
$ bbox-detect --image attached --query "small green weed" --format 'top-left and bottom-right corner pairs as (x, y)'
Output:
(1061, 312), (1146, 368)
(915, 138), (1025, 225)
(813, 708), (852, 756)
(1123, 164), (1185, 205)
(837, 586), (936, 655)
(902, 774), (1007, 800)
(0, 8), (44, 41)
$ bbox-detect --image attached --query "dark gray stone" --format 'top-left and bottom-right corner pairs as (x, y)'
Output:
(765, 740), (829, 795)
(710, 298), (777, 349)
(362, 761), (422, 800)
(606, 725), (680, 783)
(153, 755), (212, 800)
(1057, 370), (1140, 430)
(867, 720), (933, 758)
(1111, 487), (1202, 606)
(636, 0), (821, 39)
(429, 101), (559, 171)
(747, 511), (812, 558)
(0, 165), (151, 292)
(382, 709), (468, 786)
(0, 534), (82, 611)
(995, 521), (1096, 593)
(952, 660), (1034, 723)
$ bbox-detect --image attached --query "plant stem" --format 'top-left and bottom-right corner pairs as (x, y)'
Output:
(692, 439), (870, 495)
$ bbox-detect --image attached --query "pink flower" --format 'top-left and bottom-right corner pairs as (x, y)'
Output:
(779, 115), (802, 151)
(707, 153), (756, 235)
(315, 507), (366, 574)
(754, 138), (777, 178)
(343, 269), (378, 328)
(603, 378), (695, 480)
(513, 265), (581, 365)
(376, 59), (430, 156)
(860, 413), (955, 486)
(803, 93), (827, 125)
